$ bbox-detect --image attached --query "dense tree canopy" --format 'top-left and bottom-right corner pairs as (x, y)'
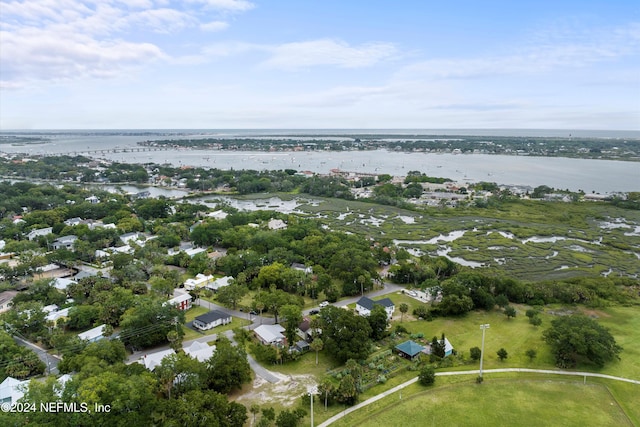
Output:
(543, 315), (622, 368)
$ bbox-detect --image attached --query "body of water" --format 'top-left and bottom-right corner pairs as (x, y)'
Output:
(1, 131), (638, 193)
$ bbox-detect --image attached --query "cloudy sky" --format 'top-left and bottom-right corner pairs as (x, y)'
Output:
(1, 0), (639, 129)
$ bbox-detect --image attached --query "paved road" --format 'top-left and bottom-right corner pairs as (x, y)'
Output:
(13, 335), (60, 375)
(318, 368), (640, 426)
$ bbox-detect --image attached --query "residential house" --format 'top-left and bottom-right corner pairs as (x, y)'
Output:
(424, 337), (454, 357)
(204, 276), (233, 292)
(355, 296), (395, 319)
(85, 195), (100, 204)
(183, 273), (214, 290)
(294, 340), (310, 353)
(0, 290), (17, 314)
(183, 341), (216, 362)
(140, 349), (176, 371)
(207, 210), (228, 220)
(63, 217), (83, 226)
(73, 270), (96, 281)
(268, 219), (287, 230)
(192, 310), (232, 331)
(0, 377), (29, 405)
(52, 277), (77, 292)
(119, 232), (142, 245)
(46, 307), (71, 325)
(78, 324), (106, 342)
(296, 317), (320, 342)
(165, 294), (192, 311)
(27, 227), (53, 241)
(52, 235), (78, 251)
(253, 324), (286, 346)
(395, 340), (425, 360)
(291, 263), (313, 274)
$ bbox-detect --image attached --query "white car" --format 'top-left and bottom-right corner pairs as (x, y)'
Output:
(319, 301), (329, 308)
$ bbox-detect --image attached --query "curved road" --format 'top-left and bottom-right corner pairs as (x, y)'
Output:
(318, 368), (640, 427)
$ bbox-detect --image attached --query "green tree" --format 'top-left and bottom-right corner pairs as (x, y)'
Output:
(526, 348), (537, 361)
(419, 365), (436, 386)
(310, 337), (324, 365)
(335, 374), (358, 405)
(119, 298), (184, 348)
(217, 284), (247, 310)
(504, 305), (516, 319)
(367, 304), (389, 340)
(275, 408), (306, 427)
(206, 337), (251, 394)
(529, 316), (542, 327)
(497, 348), (508, 361)
(318, 376), (336, 410)
(470, 346), (482, 361)
(319, 306), (372, 363)
(399, 303), (409, 322)
(543, 315), (622, 368)
(281, 304), (303, 346)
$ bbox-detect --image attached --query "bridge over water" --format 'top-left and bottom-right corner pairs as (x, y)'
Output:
(40, 147), (172, 157)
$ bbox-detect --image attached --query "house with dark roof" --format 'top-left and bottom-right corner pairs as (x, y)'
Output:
(192, 310), (231, 331)
(395, 340), (425, 360)
(355, 296), (395, 319)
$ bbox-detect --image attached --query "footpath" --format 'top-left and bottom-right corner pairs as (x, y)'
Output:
(318, 368), (640, 426)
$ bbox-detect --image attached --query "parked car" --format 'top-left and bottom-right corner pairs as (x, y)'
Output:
(319, 301), (329, 308)
(309, 309), (319, 315)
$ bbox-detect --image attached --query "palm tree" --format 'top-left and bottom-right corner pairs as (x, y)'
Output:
(399, 303), (409, 322)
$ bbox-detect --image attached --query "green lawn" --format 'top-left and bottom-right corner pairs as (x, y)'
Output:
(334, 379), (634, 427)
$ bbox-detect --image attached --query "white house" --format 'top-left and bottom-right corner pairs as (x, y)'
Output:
(0, 290), (17, 314)
(183, 341), (216, 362)
(46, 307), (71, 324)
(183, 273), (214, 290)
(78, 324), (106, 342)
(253, 324), (286, 346)
(63, 217), (83, 226)
(204, 276), (233, 292)
(0, 377), (30, 405)
(165, 294), (192, 311)
(52, 235), (78, 251)
(207, 210), (228, 220)
(355, 296), (395, 319)
(268, 219), (287, 230)
(119, 232), (142, 245)
(192, 310), (232, 331)
(140, 349), (176, 371)
(52, 277), (77, 291)
(0, 375), (71, 405)
(27, 227), (52, 241)
(85, 195), (100, 204)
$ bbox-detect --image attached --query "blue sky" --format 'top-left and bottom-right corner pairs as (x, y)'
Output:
(1, 0), (638, 129)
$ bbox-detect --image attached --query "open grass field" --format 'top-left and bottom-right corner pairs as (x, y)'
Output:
(333, 379), (635, 427)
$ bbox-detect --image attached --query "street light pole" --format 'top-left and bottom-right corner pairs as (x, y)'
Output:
(479, 324), (490, 378)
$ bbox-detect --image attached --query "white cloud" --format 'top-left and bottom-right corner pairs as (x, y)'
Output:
(399, 22), (640, 80)
(0, 28), (166, 88)
(188, 0), (255, 12)
(261, 39), (398, 70)
(0, 0), (254, 88)
(200, 20), (229, 32)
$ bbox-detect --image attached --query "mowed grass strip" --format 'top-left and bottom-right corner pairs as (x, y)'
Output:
(338, 380), (633, 427)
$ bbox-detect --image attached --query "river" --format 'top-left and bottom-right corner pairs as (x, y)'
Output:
(1, 132), (638, 193)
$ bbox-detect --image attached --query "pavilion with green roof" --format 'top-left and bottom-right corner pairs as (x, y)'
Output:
(395, 340), (425, 360)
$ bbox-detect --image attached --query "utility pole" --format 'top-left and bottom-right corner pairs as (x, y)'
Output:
(479, 324), (490, 378)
